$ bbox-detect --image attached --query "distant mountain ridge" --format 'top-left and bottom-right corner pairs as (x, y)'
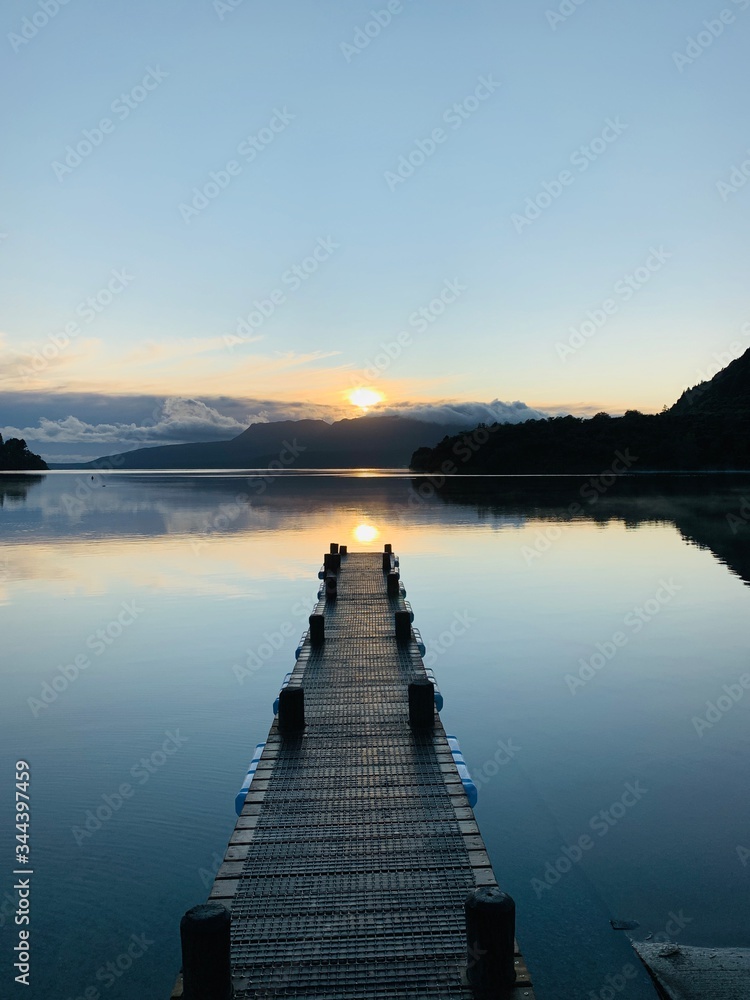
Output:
(57, 415), (469, 471)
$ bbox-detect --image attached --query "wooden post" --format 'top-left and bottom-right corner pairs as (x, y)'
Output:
(278, 687), (305, 732)
(329, 542), (339, 554)
(309, 613), (324, 645)
(384, 543), (392, 553)
(180, 903), (233, 1000)
(325, 575), (337, 601)
(395, 610), (411, 643)
(465, 887), (516, 997)
(408, 679), (434, 728)
(324, 552), (340, 573)
(339, 545), (347, 556)
(387, 572), (400, 597)
(382, 551), (392, 572)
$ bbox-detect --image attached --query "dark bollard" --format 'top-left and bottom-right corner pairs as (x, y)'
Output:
(329, 542), (339, 554)
(384, 543), (392, 553)
(339, 545), (347, 556)
(408, 678), (434, 728)
(382, 551), (392, 572)
(180, 902), (233, 1000)
(278, 686), (305, 732)
(309, 613), (325, 645)
(465, 887), (516, 997)
(325, 575), (337, 601)
(324, 552), (341, 573)
(387, 572), (400, 597)
(395, 610), (411, 643)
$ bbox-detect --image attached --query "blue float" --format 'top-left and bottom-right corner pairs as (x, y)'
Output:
(424, 668), (444, 712)
(446, 734), (478, 807)
(234, 743), (266, 815)
(411, 626), (426, 657)
(272, 673), (292, 714)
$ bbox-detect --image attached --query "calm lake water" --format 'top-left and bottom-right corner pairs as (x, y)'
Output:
(1, 471), (749, 1000)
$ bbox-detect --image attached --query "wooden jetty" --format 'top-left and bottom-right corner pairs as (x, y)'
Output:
(171, 546), (535, 999)
(633, 942), (750, 1000)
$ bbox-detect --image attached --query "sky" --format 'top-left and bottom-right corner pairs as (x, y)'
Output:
(2, 0), (750, 461)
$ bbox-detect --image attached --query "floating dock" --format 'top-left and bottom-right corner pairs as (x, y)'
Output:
(171, 546), (535, 999)
(633, 942), (750, 1000)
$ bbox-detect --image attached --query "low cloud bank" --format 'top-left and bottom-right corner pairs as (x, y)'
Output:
(371, 399), (551, 427)
(1, 398), (265, 446)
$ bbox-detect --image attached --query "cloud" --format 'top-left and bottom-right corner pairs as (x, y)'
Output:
(0, 391), (336, 427)
(1, 397), (264, 446)
(0, 333), (102, 388)
(120, 337), (261, 366)
(371, 398), (553, 427)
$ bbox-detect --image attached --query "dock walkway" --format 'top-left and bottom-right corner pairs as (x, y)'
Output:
(171, 548), (535, 999)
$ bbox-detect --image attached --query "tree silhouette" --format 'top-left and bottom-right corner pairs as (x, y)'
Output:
(0, 435), (48, 471)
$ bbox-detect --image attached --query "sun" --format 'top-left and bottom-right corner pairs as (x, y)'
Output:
(348, 388), (385, 412)
(353, 523), (379, 544)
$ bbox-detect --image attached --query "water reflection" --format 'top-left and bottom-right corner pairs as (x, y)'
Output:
(3, 472), (750, 586)
(425, 475), (750, 586)
(1, 472), (749, 1000)
(0, 473), (43, 506)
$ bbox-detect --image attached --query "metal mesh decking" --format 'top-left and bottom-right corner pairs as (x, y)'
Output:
(198, 551), (534, 999)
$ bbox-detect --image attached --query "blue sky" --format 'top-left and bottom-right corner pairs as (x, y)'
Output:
(2, 0), (749, 460)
